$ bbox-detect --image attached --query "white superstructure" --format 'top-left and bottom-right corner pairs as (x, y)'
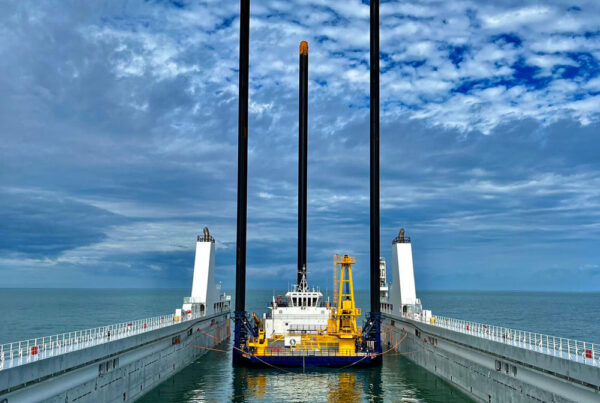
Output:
(263, 274), (330, 338)
(379, 257), (388, 299)
(390, 229), (418, 307)
(182, 228), (229, 318)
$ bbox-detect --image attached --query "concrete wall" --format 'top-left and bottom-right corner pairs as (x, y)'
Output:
(382, 314), (600, 403)
(0, 313), (230, 403)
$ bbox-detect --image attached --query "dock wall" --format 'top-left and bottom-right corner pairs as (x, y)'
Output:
(382, 314), (600, 403)
(0, 313), (229, 403)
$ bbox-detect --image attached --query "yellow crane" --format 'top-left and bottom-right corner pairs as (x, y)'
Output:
(249, 254), (363, 358)
(333, 254), (339, 304)
(327, 254), (362, 355)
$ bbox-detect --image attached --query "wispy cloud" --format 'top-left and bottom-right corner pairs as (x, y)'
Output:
(1, 0), (600, 290)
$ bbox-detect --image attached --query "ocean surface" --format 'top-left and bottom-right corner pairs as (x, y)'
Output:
(1, 289), (599, 402)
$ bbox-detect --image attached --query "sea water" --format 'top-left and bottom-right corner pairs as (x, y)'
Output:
(1, 289), (598, 402)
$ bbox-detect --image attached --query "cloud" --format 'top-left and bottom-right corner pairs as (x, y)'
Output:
(1, 0), (600, 291)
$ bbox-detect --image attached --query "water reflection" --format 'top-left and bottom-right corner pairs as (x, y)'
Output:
(232, 368), (371, 402)
(329, 372), (359, 403)
(141, 333), (471, 403)
(366, 364), (383, 403)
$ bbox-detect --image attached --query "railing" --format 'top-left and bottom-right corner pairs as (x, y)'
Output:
(248, 348), (371, 358)
(392, 236), (411, 244)
(196, 235), (215, 243)
(404, 313), (599, 367)
(270, 314), (329, 321)
(0, 309), (214, 372)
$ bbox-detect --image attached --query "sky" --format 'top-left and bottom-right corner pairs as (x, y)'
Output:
(1, 0), (600, 291)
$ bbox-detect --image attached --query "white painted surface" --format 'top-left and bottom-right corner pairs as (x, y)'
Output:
(390, 241), (417, 309)
(190, 240), (217, 314)
(285, 336), (301, 347)
(264, 306), (330, 338)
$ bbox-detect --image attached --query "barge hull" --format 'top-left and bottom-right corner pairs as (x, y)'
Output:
(238, 354), (378, 368)
(381, 315), (599, 403)
(0, 315), (229, 403)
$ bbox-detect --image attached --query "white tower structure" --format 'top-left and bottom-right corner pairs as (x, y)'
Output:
(185, 227), (218, 315)
(389, 228), (419, 315)
(379, 257), (388, 300)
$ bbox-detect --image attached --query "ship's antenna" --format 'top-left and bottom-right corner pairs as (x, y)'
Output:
(298, 40), (309, 286)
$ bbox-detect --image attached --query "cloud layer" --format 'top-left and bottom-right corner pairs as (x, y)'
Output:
(1, 0), (600, 290)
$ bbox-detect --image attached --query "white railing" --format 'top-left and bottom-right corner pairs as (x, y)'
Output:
(0, 310), (208, 371)
(405, 313), (599, 367)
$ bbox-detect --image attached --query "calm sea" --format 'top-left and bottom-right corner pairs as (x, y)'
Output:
(1, 289), (598, 402)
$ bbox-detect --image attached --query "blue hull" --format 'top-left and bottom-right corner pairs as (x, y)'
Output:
(236, 352), (380, 368)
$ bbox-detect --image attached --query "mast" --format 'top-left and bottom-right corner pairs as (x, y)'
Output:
(361, 0), (382, 360)
(298, 41), (309, 286)
(369, 0), (380, 319)
(234, 0), (250, 355)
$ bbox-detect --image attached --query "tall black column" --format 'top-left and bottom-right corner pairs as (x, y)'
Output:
(298, 41), (309, 286)
(361, 0), (382, 361)
(234, 0), (250, 356)
(369, 0), (380, 315)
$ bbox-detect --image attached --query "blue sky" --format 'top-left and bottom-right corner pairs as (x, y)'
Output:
(1, 0), (600, 290)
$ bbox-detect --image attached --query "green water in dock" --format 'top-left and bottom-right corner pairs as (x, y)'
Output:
(140, 339), (472, 402)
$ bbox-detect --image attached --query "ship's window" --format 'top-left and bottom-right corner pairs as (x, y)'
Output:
(504, 363), (509, 374)
(512, 366), (517, 376)
(403, 305), (408, 314)
(415, 329), (420, 337)
(308, 298), (311, 307)
(495, 360), (501, 371)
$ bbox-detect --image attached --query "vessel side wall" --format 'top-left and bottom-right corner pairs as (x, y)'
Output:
(382, 314), (599, 403)
(0, 314), (230, 403)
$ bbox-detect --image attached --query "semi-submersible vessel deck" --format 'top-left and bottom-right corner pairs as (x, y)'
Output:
(2, 0), (600, 401)
(0, 229), (231, 402)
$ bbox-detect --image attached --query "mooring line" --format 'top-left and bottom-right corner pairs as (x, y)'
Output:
(199, 329), (218, 341)
(230, 344), (295, 374)
(195, 327), (408, 374)
(389, 351), (417, 356)
(376, 331), (408, 356)
(337, 354), (370, 369)
(192, 345), (228, 353)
